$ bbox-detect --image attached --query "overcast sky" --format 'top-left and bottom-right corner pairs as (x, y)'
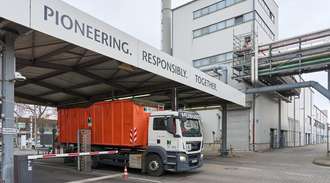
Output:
(63, 0), (330, 116)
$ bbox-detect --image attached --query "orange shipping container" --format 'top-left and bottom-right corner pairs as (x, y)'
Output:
(58, 100), (149, 148)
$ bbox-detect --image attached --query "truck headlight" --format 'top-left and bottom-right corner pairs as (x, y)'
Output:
(179, 155), (187, 162)
(200, 153), (204, 159)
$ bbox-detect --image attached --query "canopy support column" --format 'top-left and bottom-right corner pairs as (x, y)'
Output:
(171, 87), (177, 111)
(1, 31), (17, 183)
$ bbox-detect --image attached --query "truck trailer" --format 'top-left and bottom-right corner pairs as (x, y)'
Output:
(57, 99), (203, 176)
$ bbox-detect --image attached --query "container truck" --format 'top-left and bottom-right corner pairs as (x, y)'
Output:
(57, 99), (203, 176)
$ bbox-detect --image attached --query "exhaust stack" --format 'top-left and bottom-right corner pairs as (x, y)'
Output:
(161, 0), (172, 55)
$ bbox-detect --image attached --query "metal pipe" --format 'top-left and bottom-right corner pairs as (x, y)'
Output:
(77, 129), (80, 171)
(293, 97), (296, 147)
(328, 69), (330, 91)
(246, 81), (330, 100)
(221, 104), (228, 156)
(327, 124), (329, 156)
(278, 99), (281, 148)
(171, 87), (177, 111)
(161, 0), (172, 55)
(201, 66), (228, 83)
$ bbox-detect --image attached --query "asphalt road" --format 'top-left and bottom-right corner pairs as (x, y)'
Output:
(32, 144), (330, 183)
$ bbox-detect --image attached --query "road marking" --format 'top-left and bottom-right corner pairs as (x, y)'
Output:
(66, 173), (122, 183)
(285, 172), (312, 178)
(129, 176), (162, 183)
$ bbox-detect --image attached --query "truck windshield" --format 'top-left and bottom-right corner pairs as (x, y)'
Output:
(180, 119), (202, 137)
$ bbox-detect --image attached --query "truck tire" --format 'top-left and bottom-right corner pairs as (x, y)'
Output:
(146, 154), (164, 176)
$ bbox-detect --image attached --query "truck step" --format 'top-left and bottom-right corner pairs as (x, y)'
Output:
(167, 155), (176, 158)
(166, 162), (176, 165)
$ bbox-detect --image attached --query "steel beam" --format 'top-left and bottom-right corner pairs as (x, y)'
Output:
(29, 80), (88, 99)
(15, 57), (110, 87)
(74, 69), (130, 92)
(1, 32), (16, 183)
(246, 81), (330, 100)
(59, 82), (182, 107)
(36, 44), (76, 61)
(15, 91), (56, 106)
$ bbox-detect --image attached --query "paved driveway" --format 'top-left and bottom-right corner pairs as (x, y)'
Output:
(32, 144), (330, 183)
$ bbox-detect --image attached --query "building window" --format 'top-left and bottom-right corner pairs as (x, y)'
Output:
(193, 52), (233, 68)
(255, 12), (275, 40)
(235, 15), (244, 25)
(193, 0), (246, 19)
(193, 12), (254, 38)
(258, 0), (276, 23)
(244, 12), (254, 22)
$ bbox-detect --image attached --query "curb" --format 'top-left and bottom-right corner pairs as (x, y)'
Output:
(313, 157), (330, 167)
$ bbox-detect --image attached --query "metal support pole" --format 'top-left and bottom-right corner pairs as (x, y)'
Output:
(278, 99), (281, 148)
(252, 94), (256, 151)
(293, 97), (296, 147)
(221, 104), (228, 156)
(77, 129), (80, 171)
(328, 69), (330, 92)
(171, 88), (177, 111)
(1, 32), (17, 183)
(327, 124), (329, 156)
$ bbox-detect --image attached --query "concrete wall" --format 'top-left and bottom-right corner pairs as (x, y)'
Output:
(197, 109), (222, 144)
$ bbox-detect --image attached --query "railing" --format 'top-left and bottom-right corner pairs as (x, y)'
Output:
(233, 28), (330, 79)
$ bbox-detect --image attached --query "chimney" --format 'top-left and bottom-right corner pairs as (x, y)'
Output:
(161, 0), (172, 55)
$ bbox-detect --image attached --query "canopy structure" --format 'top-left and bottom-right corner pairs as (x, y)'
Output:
(0, 0), (245, 108)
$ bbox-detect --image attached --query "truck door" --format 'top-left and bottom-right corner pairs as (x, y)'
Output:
(149, 116), (177, 151)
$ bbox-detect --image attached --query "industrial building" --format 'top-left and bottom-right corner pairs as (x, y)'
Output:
(172, 0), (328, 151)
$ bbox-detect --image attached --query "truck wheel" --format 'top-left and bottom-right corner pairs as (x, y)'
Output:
(146, 154), (164, 176)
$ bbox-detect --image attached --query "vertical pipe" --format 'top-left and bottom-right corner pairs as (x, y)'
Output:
(1, 32), (17, 183)
(252, 94), (256, 151)
(328, 66), (330, 92)
(293, 97), (296, 147)
(34, 116), (37, 145)
(171, 88), (177, 111)
(77, 129), (80, 171)
(221, 104), (228, 156)
(327, 124), (329, 156)
(161, 0), (172, 55)
(278, 99), (281, 148)
(303, 88), (306, 146)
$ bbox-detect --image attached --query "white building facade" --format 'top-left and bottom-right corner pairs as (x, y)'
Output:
(172, 0), (328, 151)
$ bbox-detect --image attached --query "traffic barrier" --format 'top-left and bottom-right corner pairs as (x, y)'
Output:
(28, 150), (118, 160)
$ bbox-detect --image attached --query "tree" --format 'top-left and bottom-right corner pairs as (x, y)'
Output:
(15, 104), (50, 119)
(15, 103), (57, 140)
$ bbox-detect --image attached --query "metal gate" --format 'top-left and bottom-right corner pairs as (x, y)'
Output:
(228, 110), (250, 151)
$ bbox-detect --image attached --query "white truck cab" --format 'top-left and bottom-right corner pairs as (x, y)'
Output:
(144, 111), (203, 176)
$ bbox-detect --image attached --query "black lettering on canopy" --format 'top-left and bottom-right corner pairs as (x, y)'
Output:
(43, 5), (131, 56)
(142, 50), (188, 79)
